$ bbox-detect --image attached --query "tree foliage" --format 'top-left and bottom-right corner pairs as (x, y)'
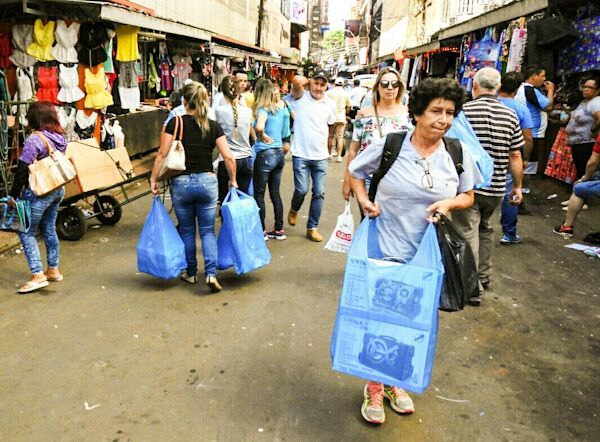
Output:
(322, 29), (346, 50)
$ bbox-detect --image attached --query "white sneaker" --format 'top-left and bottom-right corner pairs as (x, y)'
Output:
(560, 200), (570, 206)
(336, 156), (343, 163)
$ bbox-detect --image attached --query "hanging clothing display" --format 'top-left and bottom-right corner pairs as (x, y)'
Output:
(0, 33), (13, 68)
(147, 56), (160, 92)
(213, 57), (228, 86)
(409, 54), (422, 88)
(57, 64), (85, 103)
(506, 27), (527, 72)
(558, 16), (600, 74)
(9, 24), (36, 68)
(118, 60), (138, 88)
(172, 55), (193, 91)
(160, 60), (173, 93)
(84, 67), (114, 109)
(36, 66), (59, 104)
(12, 67), (34, 126)
(51, 20), (79, 63)
(27, 18), (55, 62)
(118, 86), (140, 110)
(115, 25), (140, 62)
(103, 28), (116, 74)
(78, 22), (111, 67)
(75, 109), (98, 139)
(56, 106), (78, 141)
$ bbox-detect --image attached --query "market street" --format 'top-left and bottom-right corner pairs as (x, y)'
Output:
(0, 158), (598, 441)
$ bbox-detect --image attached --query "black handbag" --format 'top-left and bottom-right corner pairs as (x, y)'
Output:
(435, 213), (479, 312)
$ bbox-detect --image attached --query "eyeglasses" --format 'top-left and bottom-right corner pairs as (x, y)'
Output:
(379, 80), (401, 89)
(416, 159), (433, 189)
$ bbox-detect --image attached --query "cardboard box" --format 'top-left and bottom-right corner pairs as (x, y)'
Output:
(65, 139), (134, 196)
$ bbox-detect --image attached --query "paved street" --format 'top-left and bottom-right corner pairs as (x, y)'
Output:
(0, 157), (598, 441)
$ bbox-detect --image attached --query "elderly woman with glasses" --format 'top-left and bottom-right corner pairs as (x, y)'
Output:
(347, 78), (482, 425)
(343, 67), (412, 204)
(565, 77), (600, 180)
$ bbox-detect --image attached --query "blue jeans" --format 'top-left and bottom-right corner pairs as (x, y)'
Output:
(217, 156), (253, 204)
(254, 149), (285, 231)
(291, 157), (328, 229)
(573, 173), (600, 199)
(19, 187), (64, 274)
(500, 173), (518, 236)
(170, 173), (218, 277)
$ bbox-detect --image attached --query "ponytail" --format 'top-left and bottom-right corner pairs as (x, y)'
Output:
(182, 81), (210, 135)
(220, 75), (241, 138)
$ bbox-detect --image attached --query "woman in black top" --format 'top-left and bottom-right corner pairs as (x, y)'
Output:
(150, 81), (237, 292)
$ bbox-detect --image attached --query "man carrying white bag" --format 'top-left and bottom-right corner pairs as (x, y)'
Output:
(324, 200), (355, 253)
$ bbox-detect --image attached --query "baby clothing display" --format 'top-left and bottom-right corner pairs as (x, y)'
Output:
(57, 64), (85, 103)
(172, 55), (193, 91)
(0, 33), (13, 68)
(27, 18), (55, 62)
(9, 24), (36, 68)
(84, 66), (114, 109)
(115, 25), (140, 62)
(36, 66), (59, 104)
(51, 20), (80, 63)
(78, 22), (112, 67)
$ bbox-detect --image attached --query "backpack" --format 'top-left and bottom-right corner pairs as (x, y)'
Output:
(368, 131), (464, 202)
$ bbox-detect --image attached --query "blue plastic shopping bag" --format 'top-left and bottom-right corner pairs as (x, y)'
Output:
(217, 188), (271, 274)
(330, 217), (444, 394)
(446, 111), (494, 189)
(137, 197), (186, 279)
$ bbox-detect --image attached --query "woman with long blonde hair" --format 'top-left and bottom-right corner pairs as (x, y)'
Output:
(214, 75), (255, 204)
(150, 81), (237, 292)
(252, 78), (291, 240)
(342, 67), (411, 205)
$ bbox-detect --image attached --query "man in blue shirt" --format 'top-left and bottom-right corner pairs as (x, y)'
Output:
(515, 66), (555, 174)
(498, 72), (533, 244)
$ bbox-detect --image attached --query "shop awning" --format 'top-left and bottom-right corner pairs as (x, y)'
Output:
(405, 41), (440, 56)
(276, 63), (301, 70)
(99, 4), (211, 41)
(436, 0), (549, 41)
(211, 44), (280, 63)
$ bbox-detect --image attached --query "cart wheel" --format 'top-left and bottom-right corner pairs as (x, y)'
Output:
(56, 206), (87, 241)
(93, 195), (122, 225)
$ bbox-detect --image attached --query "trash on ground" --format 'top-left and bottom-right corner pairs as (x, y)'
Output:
(435, 395), (470, 403)
(547, 193), (558, 199)
(99, 237), (109, 243)
(564, 243), (600, 259)
(84, 402), (100, 410)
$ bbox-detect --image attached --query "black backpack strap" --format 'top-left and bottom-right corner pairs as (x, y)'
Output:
(442, 136), (464, 176)
(368, 131), (407, 202)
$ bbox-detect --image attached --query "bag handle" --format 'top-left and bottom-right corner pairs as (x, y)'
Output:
(343, 200), (352, 216)
(34, 131), (55, 155)
(175, 115), (184, 141)
(172, 115), (180, 141)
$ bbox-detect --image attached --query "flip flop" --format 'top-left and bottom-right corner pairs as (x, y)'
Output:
(17, 279), (49, 294)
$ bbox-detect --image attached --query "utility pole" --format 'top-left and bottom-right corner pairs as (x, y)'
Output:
(256, 0), (265, 47)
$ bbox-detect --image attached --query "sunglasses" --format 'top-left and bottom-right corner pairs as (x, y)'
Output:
(379, 80), (401, 89)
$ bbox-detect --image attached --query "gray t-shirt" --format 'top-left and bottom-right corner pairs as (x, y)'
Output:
(565, 96), (600, 145)
(349, 131), (482, 262)
(214, 103), (253, 159)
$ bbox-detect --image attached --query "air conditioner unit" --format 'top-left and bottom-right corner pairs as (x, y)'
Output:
(449, 17), (456, 25)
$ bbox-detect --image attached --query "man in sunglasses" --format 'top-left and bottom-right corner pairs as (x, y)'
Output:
(287, 71), (336, 242)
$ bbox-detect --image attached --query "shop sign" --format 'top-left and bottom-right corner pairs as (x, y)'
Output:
(290, 0), (308, 26)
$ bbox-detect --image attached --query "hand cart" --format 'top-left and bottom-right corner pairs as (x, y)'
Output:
(57, 170), (152, 241)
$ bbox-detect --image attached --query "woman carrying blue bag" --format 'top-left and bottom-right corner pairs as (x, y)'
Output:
(252, 78), (291, 240)
(348, 78), (482, 424)
(150, 81), (237, 292)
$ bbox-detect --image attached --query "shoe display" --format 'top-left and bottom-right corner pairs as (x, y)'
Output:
(553, 224), (574, 238)
(180, 271), (197, 284)
(306, 228), (323, 242)
(361, 382), (385, 424)
(266, 230), (287, 240)
(500, 233), (522, 245)
(384, 386), (414, 414)
(287, 209), (297, 226)
(206, 276), (222, 292)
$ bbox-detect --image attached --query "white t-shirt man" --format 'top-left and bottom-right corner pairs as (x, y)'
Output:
(290, 93), (335, 161)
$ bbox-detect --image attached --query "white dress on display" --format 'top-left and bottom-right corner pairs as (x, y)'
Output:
(57, 64), (85, 103)
(12, 67), (34, 125)
(51, 20), (80, 63)
(9, 24), (36, 68)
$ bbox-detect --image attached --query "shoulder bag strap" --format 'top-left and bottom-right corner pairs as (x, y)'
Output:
(172, 115), (179, 141)
(442, 136), (464, 175)
(373, 105), (384, 138)
(34, 131), (55, 155)
(368, 131), (407, 202)
(177, 115), (184, 141)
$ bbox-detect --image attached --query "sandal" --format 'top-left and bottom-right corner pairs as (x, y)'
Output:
(44, 272), (64, 282)
(18, 279), (49, 294)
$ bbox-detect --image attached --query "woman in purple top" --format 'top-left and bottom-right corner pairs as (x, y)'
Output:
(9, 101), (68, 294)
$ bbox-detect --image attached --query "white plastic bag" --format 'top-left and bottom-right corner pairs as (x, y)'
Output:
(325, 201), (354, 253)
